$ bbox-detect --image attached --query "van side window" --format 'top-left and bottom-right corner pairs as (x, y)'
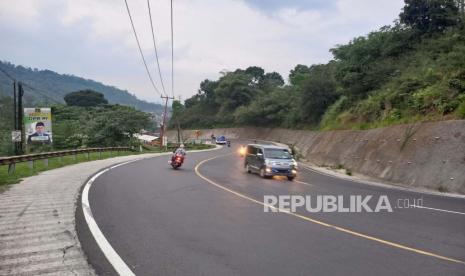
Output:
(247, 146), (257, 155)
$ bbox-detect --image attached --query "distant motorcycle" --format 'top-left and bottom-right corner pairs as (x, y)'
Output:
(170, 154), (185, 169)
(227, 140), (231, 147)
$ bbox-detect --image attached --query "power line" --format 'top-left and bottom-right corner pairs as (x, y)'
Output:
(123, 0), (162, 97)
(147, 0), (168, 97)
(21, 82), (61, 104)
(170, 0), (174, 98)
(0, 67), (16, 82)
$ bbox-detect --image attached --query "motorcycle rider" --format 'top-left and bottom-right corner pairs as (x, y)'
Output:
(171, 144), (186, 163)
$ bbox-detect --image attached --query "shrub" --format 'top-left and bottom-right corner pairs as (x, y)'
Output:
(457, 100), (465, 119)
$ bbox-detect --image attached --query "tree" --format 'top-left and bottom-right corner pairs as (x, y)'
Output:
(198, 79), (218, 105)
(51, 104), (151, 149)
(298, 65), (339, 124)
(330, 26), (406, 100)
(400, 0), (460, 34)
(234, 89), (291, 126)
(289, 65), (311, 87)
(64, 90), (108, 107)
(260, 72), (285, 89)
(245, 66), (265, 84)
(171, 100), (184, 119)
(169, 100), (184, 128)
(215, 71), (258, 112)
(84, 105), (150, 147)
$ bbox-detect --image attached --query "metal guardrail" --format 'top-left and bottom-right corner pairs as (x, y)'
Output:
(0, 147), (132, 175)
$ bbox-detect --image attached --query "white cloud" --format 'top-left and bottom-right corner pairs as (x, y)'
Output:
(0, 0), (404, 103)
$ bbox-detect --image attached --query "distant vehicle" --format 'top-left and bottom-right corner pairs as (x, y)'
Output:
(216, 135), (227, 145)
(244, 144), (297, 181)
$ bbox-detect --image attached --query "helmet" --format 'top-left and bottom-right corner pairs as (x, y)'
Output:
(180, 144), (185, 148)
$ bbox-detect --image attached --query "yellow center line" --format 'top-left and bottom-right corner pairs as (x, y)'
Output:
(194, 154), (465, 265)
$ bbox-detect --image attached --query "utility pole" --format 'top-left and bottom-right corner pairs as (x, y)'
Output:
(159, 95), (174, 149)
(13, 81), (18, 155)
(14, 82), (24, 155)
(13, 81), (17, 130)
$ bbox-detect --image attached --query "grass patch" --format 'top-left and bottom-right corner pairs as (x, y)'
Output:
(0, 151), (137, 187)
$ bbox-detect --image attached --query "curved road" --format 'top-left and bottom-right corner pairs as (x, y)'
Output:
(77, 142), (465, 276)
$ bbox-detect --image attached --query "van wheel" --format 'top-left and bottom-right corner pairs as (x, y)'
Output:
(260, 168), (266, 178)
(245, 164), (251, 173)
(287, 176), (294, 181)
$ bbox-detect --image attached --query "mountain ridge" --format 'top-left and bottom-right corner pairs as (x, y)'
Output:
(0, 60), (164, 113)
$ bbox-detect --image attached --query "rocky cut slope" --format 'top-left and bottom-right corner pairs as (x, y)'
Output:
(168, 120), (465, 194)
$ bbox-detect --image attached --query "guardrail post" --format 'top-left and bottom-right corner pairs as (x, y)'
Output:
(43, 158), (48, 168)
(73, 153), (77, 162)
(99, 150), (102, 159)
(28, 160), (34, 170)
(109, 150), (112, 157)
(8, 163), (15, 175)
(86, 152), (89, 160)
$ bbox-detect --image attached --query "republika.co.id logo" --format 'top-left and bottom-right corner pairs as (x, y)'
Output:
(263, 195), (423, 213)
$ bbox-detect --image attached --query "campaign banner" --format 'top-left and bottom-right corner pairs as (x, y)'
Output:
(24, 108), (52, 144)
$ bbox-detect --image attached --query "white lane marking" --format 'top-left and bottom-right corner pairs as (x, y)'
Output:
(299, 163), (465, 216)
(81, 146), (222, 275)
(294, 180), (314, 187)
(82, 161), (137, 276)
(299, 163), (465, 198)
(410, 205), (465, 216)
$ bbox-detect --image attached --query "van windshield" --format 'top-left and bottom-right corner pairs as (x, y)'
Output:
(264, 148), (292, 159)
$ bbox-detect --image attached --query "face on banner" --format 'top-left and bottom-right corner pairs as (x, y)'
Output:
(24, 108), (52, 144)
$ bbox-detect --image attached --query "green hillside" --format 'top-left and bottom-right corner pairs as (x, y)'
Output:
(0, 61), (164, 113)
(171, 0), (465, 130)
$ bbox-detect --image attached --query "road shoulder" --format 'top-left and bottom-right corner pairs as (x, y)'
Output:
(0, 152), (165, 276)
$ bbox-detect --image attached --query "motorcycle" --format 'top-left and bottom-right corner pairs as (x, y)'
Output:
(170, 154), (184, 169)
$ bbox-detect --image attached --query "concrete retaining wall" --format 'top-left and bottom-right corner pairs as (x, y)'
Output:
(167, 120), (465, 194)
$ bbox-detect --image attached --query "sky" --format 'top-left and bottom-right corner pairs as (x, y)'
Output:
(0, 0), (404, 104)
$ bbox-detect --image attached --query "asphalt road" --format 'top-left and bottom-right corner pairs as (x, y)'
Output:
(77, 142), (465, 276)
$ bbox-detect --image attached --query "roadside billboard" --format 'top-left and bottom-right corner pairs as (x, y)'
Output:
(24, 107), (52, 144)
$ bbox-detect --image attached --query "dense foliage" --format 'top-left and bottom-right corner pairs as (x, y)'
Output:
(51, 104), (151, 150)
(172, 0), (465, 130)
(0, 102), (151, 155)
(64, 90), (108, 107)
